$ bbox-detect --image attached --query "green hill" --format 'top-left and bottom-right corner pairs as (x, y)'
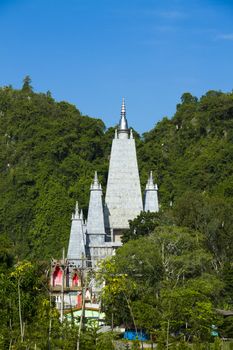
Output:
(0, 81), (233, 260)
(139, 91), (233, 206)
(0, 81), (111, 259)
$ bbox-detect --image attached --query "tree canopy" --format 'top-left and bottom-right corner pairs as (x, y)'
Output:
(0, 81), (233, 347)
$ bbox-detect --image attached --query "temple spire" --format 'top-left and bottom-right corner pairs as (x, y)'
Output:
(91, 171), (101, 190)
(144, 171), (159, 212)
(86, 171), (106, 265)
(104, 99), (143, 232)
(147, 171), (154, 189)
(121, 97), (126, 117)
(80, 209), (84, 221)
(94, 171), (98, 186)
(119, 98), (128, 131)
(67, 201), (85, 261)
(74, 201), (80, 219)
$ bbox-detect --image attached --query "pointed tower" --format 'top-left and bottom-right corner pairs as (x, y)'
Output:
(144, 171), (159, 212)
(104, 99), (143, 241)
(67, 201), (86, 262)
(86, 172), (106, 246)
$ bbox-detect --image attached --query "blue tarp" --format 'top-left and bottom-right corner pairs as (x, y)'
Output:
(123, 330), (149, 341)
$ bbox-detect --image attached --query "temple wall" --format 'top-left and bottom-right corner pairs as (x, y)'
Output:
(87, 234), (106, 245)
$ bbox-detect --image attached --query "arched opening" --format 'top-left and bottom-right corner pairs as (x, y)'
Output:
(72, 273), (79, 286)
(53, 266), (62, 286)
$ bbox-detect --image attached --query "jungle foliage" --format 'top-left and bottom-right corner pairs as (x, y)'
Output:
(0, 83), (233, 260)
(0, 79), (233, 347)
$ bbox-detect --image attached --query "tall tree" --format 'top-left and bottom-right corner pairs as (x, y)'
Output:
(22, 75), (33, 93)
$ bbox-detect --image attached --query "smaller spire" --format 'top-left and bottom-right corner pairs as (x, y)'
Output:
(130, 129), (134, 139)
(119, 98), (128, 131)
(80, 209), (84, 221)
(144, 171), (159, 212)
(67, 202), (85, 261)
(146, 171), (157, 190)
(94, 171), (98, 185)
(73, 201), (80, 219)
(149, 171), (153, 184)
(91, 171), (101, 190)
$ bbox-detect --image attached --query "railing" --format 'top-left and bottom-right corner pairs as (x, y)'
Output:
(50, 285), (82, 292)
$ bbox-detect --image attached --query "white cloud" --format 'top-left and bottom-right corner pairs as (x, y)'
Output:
(217, 33), (233, 41)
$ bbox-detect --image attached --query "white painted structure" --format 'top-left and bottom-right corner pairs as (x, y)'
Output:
(51, 99), (160, 312)
(144, 171), (159, 213)
(86, 171), (106, 245)
(67, 202), (85, 260)
(67, 99), (159, 266)
(104, 99), (143, 236)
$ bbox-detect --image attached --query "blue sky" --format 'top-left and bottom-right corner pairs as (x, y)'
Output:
(0, 0), (233, 133)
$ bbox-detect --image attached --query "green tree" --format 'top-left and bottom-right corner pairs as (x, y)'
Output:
(174, 193), (233, 266)
(22, 75), (33, 93)
(96, 331), (115, 350)
(122, 211), (172, 243)
(99, 226), (222, 341)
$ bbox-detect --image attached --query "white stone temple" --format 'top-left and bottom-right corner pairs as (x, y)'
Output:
(50, 100), (159, 312)
(67, 98), (159, 266)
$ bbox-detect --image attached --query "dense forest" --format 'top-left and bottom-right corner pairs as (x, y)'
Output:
(0, 77), (233, 348)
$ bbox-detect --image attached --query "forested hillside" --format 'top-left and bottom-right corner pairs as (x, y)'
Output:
(0, 78), (112, 260)
(139, 91), (233, 205)
(100, 91), (233, 347)
(0, 79), (233, 261)
(0, 79), (233, 348)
